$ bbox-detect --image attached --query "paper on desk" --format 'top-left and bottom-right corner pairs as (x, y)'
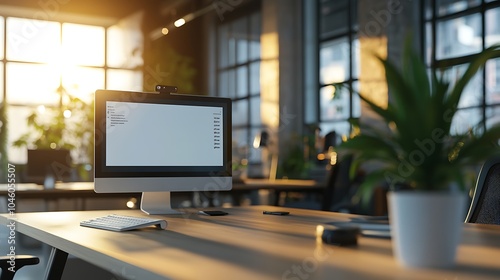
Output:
(326, 217), (391, 238)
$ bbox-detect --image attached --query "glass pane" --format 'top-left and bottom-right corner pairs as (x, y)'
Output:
(437, 0), (480, 16)
(436, 13), (482, 60)
(0, 17), (4, 60)
(486, 58), (500, 105)
(450, 108), (482, 135)
(320, 38), (350, 84)
(320, 85), (349, 121)
(249, 62), (260, 94)
(250, 96), (260, 125)
(320, 0), (349, 39)
(442, 63), (483, 108)
(228, 29), (236, 66)
(351, 0), (358, 31)
(107, 69), (143, 91)
(486, 105), (500, 129)
(227, 69), (236, 98)
(234, 18), (248, 64)
(352, 38), (360, 78)
(107, 23), (143, 69)
(218, 70), (229, 97)
(424, 0), (433, 20)
(232, 99), (248, 126)
(218, 24), (229, 68)
(485, 7), (500, 47)
(233, 128), (249, 163)
(7, 106), (32, 164)
(62, 23), (105, 66)
(0, 63), (3, 103)
(236, 66), (248, 97)
(425, 23), (433, 66)
(249, 12), (261, 60)
(352, 81), (361, 118)
(6, 62), (60, 105)
(233, 128), (249, 154)
(319, 121), (350, 141)
(62, 67), (104, 103)
(6, 18), (60, 63)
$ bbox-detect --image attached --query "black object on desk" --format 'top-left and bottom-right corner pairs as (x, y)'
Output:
(321, 225), (360, 246)
(198, 210), (228, 216)
(263, 211), (290, 215)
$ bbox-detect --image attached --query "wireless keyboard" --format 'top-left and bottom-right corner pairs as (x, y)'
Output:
(80, 214), (168, 232)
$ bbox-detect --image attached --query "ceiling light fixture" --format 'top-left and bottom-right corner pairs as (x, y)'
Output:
(149, 3), (216, 40)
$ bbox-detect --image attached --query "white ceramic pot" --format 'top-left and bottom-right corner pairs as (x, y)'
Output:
(388, 191), (467, 268)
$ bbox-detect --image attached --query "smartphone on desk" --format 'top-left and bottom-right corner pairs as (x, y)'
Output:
(198, 210), (228, 216)
(263, 211), (290, 216)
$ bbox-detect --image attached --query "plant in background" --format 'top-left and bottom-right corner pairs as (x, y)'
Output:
(278, 133), (316, 180)
(13, 86), (94, 180)
(338, 41), (500, 203)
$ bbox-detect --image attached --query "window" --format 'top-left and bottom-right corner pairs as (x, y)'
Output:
(306, 0), (360, 141)
(2, 16), (143, 164)
(216, 10), (262, 164)
(425, 0), (500, 133)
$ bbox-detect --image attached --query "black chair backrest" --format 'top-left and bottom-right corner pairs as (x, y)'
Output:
(466, 156), (500, 224)
(321, 155), (354, 212)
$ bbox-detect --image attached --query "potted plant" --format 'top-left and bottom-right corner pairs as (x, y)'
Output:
(338, 41), (500, 268)
(13, 87), (94, 181)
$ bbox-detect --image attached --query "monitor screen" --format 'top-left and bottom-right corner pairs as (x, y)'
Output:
(94, 89), (232, 214)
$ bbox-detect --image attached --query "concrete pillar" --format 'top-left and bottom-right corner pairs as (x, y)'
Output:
(261, 0), (303, 177)
(357, 0), (421, 122)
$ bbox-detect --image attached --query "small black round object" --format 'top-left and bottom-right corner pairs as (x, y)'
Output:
(321, 226), (360, 246)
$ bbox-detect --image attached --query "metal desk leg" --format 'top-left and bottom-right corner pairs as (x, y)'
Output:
(43, 247), (68, 280)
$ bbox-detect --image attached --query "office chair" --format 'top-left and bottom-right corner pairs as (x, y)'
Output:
(0, 255), (39, 280)
(321, 155), (359, 213)
(465, 156), (500, 224)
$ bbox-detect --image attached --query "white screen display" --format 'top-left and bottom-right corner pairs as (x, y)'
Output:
(106, 101), (223, 166)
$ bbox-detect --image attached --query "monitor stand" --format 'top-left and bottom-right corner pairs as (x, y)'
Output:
(140, 192), (183, 215)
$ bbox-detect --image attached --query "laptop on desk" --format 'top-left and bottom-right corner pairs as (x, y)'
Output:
(26, 149), (73, 184)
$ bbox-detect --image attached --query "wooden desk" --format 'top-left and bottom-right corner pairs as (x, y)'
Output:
(2, 205), (500, 280)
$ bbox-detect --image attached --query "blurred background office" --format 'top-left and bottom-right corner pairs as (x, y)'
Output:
(0, 0), (499, 212)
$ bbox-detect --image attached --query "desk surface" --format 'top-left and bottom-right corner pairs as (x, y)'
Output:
(2, 206), (500, 280)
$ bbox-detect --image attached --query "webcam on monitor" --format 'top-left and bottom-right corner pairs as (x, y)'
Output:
(155, 85), (178, 94)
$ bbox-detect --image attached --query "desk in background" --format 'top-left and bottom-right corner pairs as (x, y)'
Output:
(231, 178), (325, 206)
(1, 205), (500, 280)
(1, 180), (323, 211)
(0, 182), (141, 211)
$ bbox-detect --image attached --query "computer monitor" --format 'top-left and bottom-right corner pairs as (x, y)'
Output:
(94, 89), (232, 215)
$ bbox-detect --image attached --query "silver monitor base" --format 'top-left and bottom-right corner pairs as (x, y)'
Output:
(140, 192), (183, 215)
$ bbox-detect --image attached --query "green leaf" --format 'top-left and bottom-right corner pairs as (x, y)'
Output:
(338, 40), (500, 193)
